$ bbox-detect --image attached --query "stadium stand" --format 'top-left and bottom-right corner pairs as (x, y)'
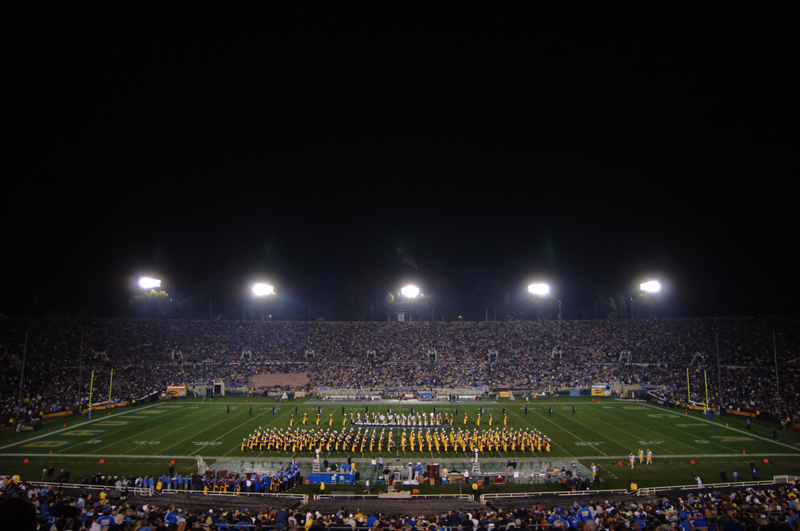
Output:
(1, 316), (798, 426)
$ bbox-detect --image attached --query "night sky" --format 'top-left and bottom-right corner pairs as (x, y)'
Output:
(5, 4), (796, 319)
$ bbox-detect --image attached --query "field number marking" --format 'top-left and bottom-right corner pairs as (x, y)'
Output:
(694, 439), (710, 444)
(709, 436), (754, 443)
(133, 440), (161, 445)
(637, 441), (663, 445)
(22, 441), (73, 448)
(86, 440), (103, 444)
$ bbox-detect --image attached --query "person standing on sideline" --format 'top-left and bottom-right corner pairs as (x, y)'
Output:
(746, 418), (751, 430)
(227, 405), (230, 414)
(572, 405), (575, 415)
(732, 470), (738, 482)
(250, 405), (253, 415)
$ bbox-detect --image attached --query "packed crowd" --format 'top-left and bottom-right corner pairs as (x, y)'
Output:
(1, 472), (799, 531)
(1, 316), (798, 425)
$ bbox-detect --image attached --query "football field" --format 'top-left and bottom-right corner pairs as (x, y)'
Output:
(2, 396), (798, 491)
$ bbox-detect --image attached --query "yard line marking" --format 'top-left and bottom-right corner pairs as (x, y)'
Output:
(509, 406), (587, 457)
(640, 403), (800, 453)
(205, 408), (288, 458)
(562, 411), (627, 455)
(86, 407), (225, 456)
(156, 408), (253, 456)
(588, 405), (707, 455)
(0, 403), (166, 452)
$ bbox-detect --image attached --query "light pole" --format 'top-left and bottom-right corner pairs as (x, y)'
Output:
(252, 283), (275, 321)
(138, 277), (161, 290)
(528, 283), (550, 320)
(400, 285), (420, 321)
(632, 280), (661, 319)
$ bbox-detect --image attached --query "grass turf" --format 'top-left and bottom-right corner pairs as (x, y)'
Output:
(1, 396), (798, 492)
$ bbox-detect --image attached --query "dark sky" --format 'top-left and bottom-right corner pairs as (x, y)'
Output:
(5, 4), (797, 319)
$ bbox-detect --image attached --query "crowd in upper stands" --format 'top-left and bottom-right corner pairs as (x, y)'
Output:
(0, 316), (798, 425)
(1, 471), (799, 531)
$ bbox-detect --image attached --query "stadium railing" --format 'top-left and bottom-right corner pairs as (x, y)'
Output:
(23, 481), (155, 497)
(161, 488), (308, 504)
(636, 477), (788, 497)
(313, 493), (473, 500)
(482, 489), (627, 503)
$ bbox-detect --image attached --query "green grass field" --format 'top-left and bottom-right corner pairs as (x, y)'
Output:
(2, 396), (798, 493)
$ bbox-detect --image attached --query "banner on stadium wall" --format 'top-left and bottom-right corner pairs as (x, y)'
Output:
(570, 391), (580, 396)
(81, 401), (129, 413)
(294, 391), (306, 398)
(686, 404), (707, 411)
(793, 422), (800, 429)
(167, 385), (187, 397)
(591, 385), (611, 397)
(499, 391), (510, 398)
(726, 409), (758, 418)
(41, 410), (75, 420)
(647, 393), (677, 408)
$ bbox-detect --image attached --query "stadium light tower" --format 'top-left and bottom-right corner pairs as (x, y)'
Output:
(138, 276), (161, 290)
(528, 283), (550, 296)
(632, 279), (662, 319)
(249, 283), (275, 321)
(400, 285), (420, 298)
(399, 285), (421, 322)
(640, 280), (662, 293)
(252, 283), (274, 296)
(528, 283), (550, 320)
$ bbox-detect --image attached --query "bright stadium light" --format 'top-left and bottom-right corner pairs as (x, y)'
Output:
(640, 280), (662, 293)
(528, 283), (550, 296)
(401, 285), (420, 298)
(252, 283), (274, 296)
(138, 277), (161, 290)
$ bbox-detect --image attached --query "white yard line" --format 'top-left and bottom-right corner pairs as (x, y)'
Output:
(0, 402), (165, 452)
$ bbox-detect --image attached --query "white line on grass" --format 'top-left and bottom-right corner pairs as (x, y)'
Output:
(640, 403), (800, 453)
(187, 409), (269, 457)
(0, 402), (166, 452)
(588, 404), (710, 455)
(83, 405), (224, 456)
(508, 406), (587, 457)
(157, 407), (261, 456)
(560, 409), (629, 454)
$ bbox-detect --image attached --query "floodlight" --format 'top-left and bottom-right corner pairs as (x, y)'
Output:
(640, 280), (662, 293)
(252, 283), (274, 296)
(138, 277), (161, 289)
(528, 283), (550, 296)
(400, 285), (420, 298)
